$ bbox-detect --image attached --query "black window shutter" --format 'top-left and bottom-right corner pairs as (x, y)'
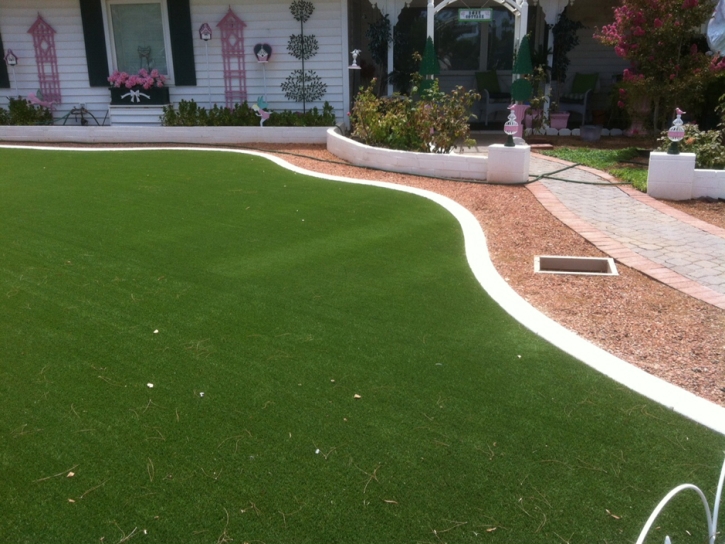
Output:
(167, 0), (197, 86)
(79, 0), (110, 86)
(0, 30), (10, 89)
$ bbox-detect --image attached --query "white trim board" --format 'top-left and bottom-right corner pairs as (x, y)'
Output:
(2, 144), (724, 437)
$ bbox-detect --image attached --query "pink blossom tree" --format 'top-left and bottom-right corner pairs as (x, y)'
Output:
(597, 0), (724, 131)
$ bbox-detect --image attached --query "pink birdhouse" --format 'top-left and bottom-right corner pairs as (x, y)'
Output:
(199, 23), (212, 41)
(4, 49), (18, 66)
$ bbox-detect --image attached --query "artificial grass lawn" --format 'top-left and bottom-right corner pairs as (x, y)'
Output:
(1, 148), (723, 543)
(541, 147), (649, 191)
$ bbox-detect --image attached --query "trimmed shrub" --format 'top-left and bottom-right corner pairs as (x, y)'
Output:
(349, 78), (479, 153)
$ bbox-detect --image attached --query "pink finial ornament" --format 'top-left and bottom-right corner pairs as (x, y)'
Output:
(667, 108), (686, 154)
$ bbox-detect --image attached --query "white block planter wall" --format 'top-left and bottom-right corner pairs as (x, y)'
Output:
(648, 152), (725, 200)
(326, 128), (488, 181)
(693, 169), (725, 200)
(487, 144), (531, 184)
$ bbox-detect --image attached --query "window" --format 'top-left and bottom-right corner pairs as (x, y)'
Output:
(435, 10), (481, 71)
(485, 9), (514, 70)
(104, 0), (174, 79)
(393, 6), (514, 73)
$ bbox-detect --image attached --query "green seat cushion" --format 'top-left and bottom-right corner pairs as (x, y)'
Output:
(475, 71), (501, 94)
(571, 73), (598, 94)
(560, 92), (586, 104)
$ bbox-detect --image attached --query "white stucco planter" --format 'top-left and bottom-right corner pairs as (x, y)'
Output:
(326, 127), (488, 181)
(647, 151), (725, 200)
(487, 144), (531, 184)
(0, 125), (330, 145)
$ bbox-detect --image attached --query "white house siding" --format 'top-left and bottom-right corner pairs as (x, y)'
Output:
(565, 0), (629, 111)
(184, 0), (346, 118)
(0, 0), (113, 124)
(0, 0), (348, 125)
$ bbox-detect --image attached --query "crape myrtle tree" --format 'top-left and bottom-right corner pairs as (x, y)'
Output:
(596, 0), (725, 130)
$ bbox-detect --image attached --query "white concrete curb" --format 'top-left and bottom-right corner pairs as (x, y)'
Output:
(0, 125), (329, 145)
(3, 144), (724, 436)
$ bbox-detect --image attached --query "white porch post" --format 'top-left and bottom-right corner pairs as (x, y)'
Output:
(427, 0), (435, 41)
(342, 0), (351, 124)
(531, 0), (572, 114)
(386, 0), (399, 95)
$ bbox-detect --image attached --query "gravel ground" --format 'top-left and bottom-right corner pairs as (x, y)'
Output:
(254, 144), (725, 408)
(5, 141), (724, 407)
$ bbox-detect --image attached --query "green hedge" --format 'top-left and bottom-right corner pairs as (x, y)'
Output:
(161, 100), (336, 127)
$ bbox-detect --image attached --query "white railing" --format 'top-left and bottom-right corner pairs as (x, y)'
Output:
(635, 456), (725, 544)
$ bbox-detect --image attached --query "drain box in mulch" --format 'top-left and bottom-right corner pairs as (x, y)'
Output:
(535, 255), (618, 276)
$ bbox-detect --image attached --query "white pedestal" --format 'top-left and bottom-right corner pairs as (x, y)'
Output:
(647, 152), (696, 200)
(487, 144), (531, 184)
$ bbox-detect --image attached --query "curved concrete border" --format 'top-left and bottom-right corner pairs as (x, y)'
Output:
(2, 143), (724, 436)
(326, 127), (488, 181)
(0, 125), (329, 145)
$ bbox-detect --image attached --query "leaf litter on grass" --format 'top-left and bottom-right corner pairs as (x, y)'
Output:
(0, 148), (723, 543)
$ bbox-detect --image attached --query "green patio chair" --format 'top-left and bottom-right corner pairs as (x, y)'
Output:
(475, 71), (511, 125)
(559, 72), (599, 123)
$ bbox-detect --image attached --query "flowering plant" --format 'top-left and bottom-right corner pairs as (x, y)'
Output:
(596, 0), (723, 131)
(108, 69), (167, 89)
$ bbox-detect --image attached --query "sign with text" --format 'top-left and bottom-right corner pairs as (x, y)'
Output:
(458, 8), (492, 21)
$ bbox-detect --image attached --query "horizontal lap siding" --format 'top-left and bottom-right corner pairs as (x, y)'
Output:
(183, 0), (344, 116)
(566, 0), (628, 110)
(0, 1), (112, 123)
(0, 0), (345, 125)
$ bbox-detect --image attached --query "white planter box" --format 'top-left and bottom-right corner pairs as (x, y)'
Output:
(648, 152), (725, 200)
(326, 127), (488, 181)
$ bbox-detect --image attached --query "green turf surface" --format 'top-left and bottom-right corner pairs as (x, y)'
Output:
(0, 148), (722, 543)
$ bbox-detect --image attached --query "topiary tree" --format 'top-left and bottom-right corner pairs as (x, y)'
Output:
(596, 0), (725, 130)
(418, 37), (439, 93)
(281, 0), (326, 112)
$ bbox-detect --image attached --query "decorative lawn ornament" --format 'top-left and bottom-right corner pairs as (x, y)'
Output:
(217, 8), (248, 108)
(198, 23), (212, 42)
(199, 23), (213, 108)
(667, 108), (686, 155)
(281, 0), (326, 112)
(349, 49), (361, 70)
(254, 43), (272, 63)
(254, 44), (272, 100)
(504, 104), (519, 147)
(4, 48), (17, 66)
(252, 96), (271, 126)
(28, 15), (61, 106)
(4, 49), (18, 93)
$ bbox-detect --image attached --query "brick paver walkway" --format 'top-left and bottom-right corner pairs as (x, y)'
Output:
(527, 153), (725, 309)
